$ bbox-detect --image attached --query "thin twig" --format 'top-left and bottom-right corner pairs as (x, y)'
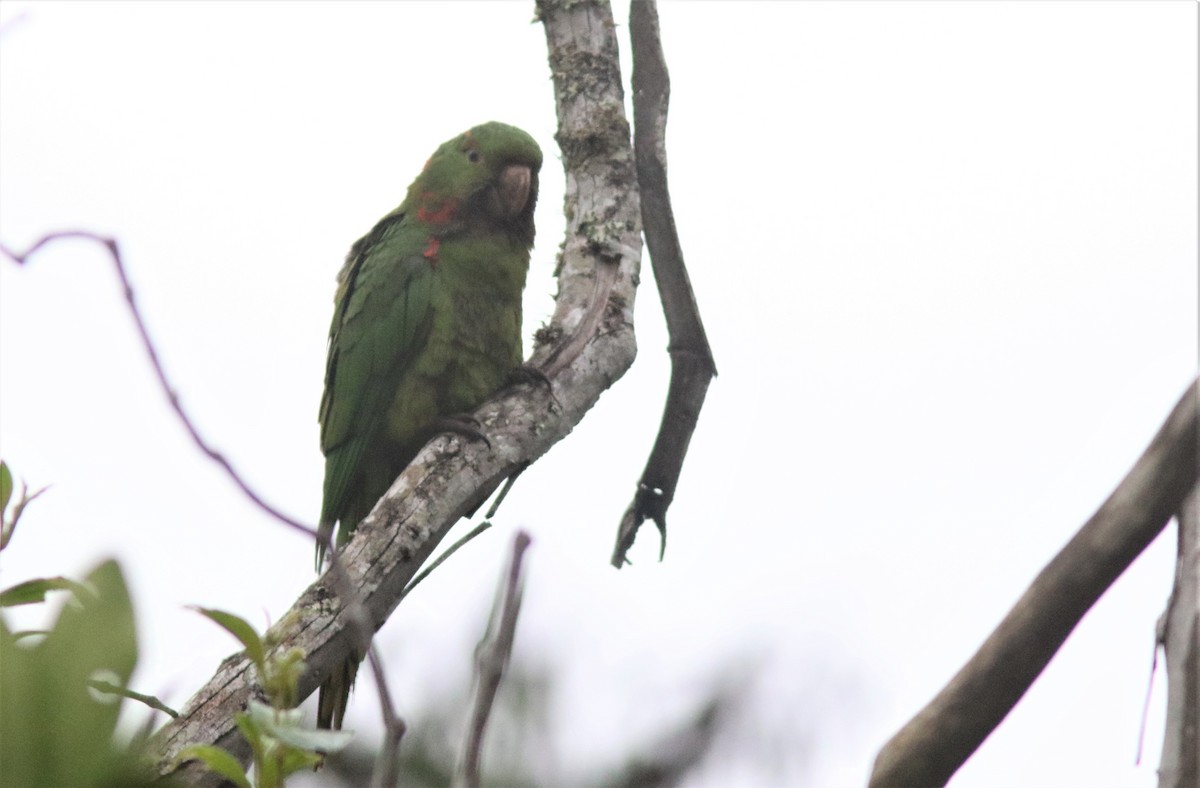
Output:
(2, 230), (405, 779)
(401, 521), (494, 600)
(0, 232), (316, 541)
(86, 678), (180, 719)
(0, 480), (49, 551)
(485, 463), (528, 520)
(365, 644), (406, 788)
(1156, 481), (1199, 788)
(453, 530), (533, 788)
(870, 377), (1200, 787)
(615, 0), (716, 567)
(1134, 628), (1161, 765)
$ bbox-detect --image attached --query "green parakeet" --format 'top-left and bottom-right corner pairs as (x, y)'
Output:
(316, 121), (542, 729)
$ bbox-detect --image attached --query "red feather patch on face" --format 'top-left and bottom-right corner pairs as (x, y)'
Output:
(417, 196), (458, 224)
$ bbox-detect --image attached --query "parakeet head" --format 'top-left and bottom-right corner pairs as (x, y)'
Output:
(408, 121), (543, 246)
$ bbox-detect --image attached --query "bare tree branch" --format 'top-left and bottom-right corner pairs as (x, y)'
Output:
(152, 0), (642, 780)
(532, 0), (642, 374)
(614, 0), (716, 566)
(453, 531), (533, 788)
(1158, 482), (1199, 788)
(365, 643), (406, 788)
(1, 231), (406, 781)
(0, 232), (316, 542)
(870, 377), (1200, 788)
(601, 688), (732, 788)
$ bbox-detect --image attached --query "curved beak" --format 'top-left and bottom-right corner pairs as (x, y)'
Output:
(492, 164), (533, 219)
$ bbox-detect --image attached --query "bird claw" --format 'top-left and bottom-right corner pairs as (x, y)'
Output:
(507, 363), (552, 391)
(508, 363), (561, 411)
(433, 414), (491, 449)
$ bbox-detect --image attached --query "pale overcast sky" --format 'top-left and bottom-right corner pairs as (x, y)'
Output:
(1, 3), (1196, 786)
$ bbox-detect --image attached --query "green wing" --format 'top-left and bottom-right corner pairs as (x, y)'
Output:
(317, 210), (435, 565)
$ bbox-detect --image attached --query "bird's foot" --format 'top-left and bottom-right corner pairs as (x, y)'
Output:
(507, 362), (552, 391)
(433, 414), (491, 449)
(508, 363), (560, 410)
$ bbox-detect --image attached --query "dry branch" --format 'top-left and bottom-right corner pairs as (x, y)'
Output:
(2, 229), (399, 783)
(151, 0), (641, 781)
(364, 642), (405, 788)
(453, 531), (532, 788)
(1158, 482), (1199, 788)
(0, 232), (314, 540)
(613, 0), (716, 567)
(609, 0), (710, 566)
(870, 377), (1200, 787)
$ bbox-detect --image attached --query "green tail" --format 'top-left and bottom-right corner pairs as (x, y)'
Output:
(312, 121), (541, 731)
(317, 656), (360, 730)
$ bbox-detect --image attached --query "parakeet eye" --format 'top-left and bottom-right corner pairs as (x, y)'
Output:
(467, 150), (482, 163)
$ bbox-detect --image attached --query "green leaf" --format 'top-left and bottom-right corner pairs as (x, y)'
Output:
(277, 746), (324, 777)
(237, 710), (278, 788)
(247, 699), (354, 753)
(191, 607), (266, 674)
(175, 745), (252, 788)
(234, 710), (266, 761)
(0, 575), (91, 607)
(0, 461), (12, 516)
(261, 645), (307, 709)
(0, 559), (139, 786)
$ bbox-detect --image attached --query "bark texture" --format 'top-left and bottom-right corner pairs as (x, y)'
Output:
(871, 378), (1200, 787)
(154, 0), (641, 780)
(1158, 481), (1199, 788)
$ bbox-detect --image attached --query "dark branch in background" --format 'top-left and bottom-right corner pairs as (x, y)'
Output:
(0, 232), (408, 783)
(599, 673), (749, 788)
(453, 531), (532, 788)
(1157, 482), (1199, 788)
(602, 701), (723, 788)
(870, 377), (1200, 788)
(151, 0), (642, 778)
(365, 643), (405, 788)
(0, 232), (315, 541)
(614, 0), (717, 567)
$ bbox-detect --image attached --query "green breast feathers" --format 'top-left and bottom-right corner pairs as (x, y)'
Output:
(317, 121), (542, 565)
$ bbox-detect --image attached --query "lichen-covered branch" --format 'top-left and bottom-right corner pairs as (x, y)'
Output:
(153, 0), (641, 781)
(532, 0), (642, 376)
(870, 377), (1200, 787)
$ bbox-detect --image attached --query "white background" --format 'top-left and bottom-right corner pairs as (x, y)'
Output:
(1, 2), (1196, 786)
